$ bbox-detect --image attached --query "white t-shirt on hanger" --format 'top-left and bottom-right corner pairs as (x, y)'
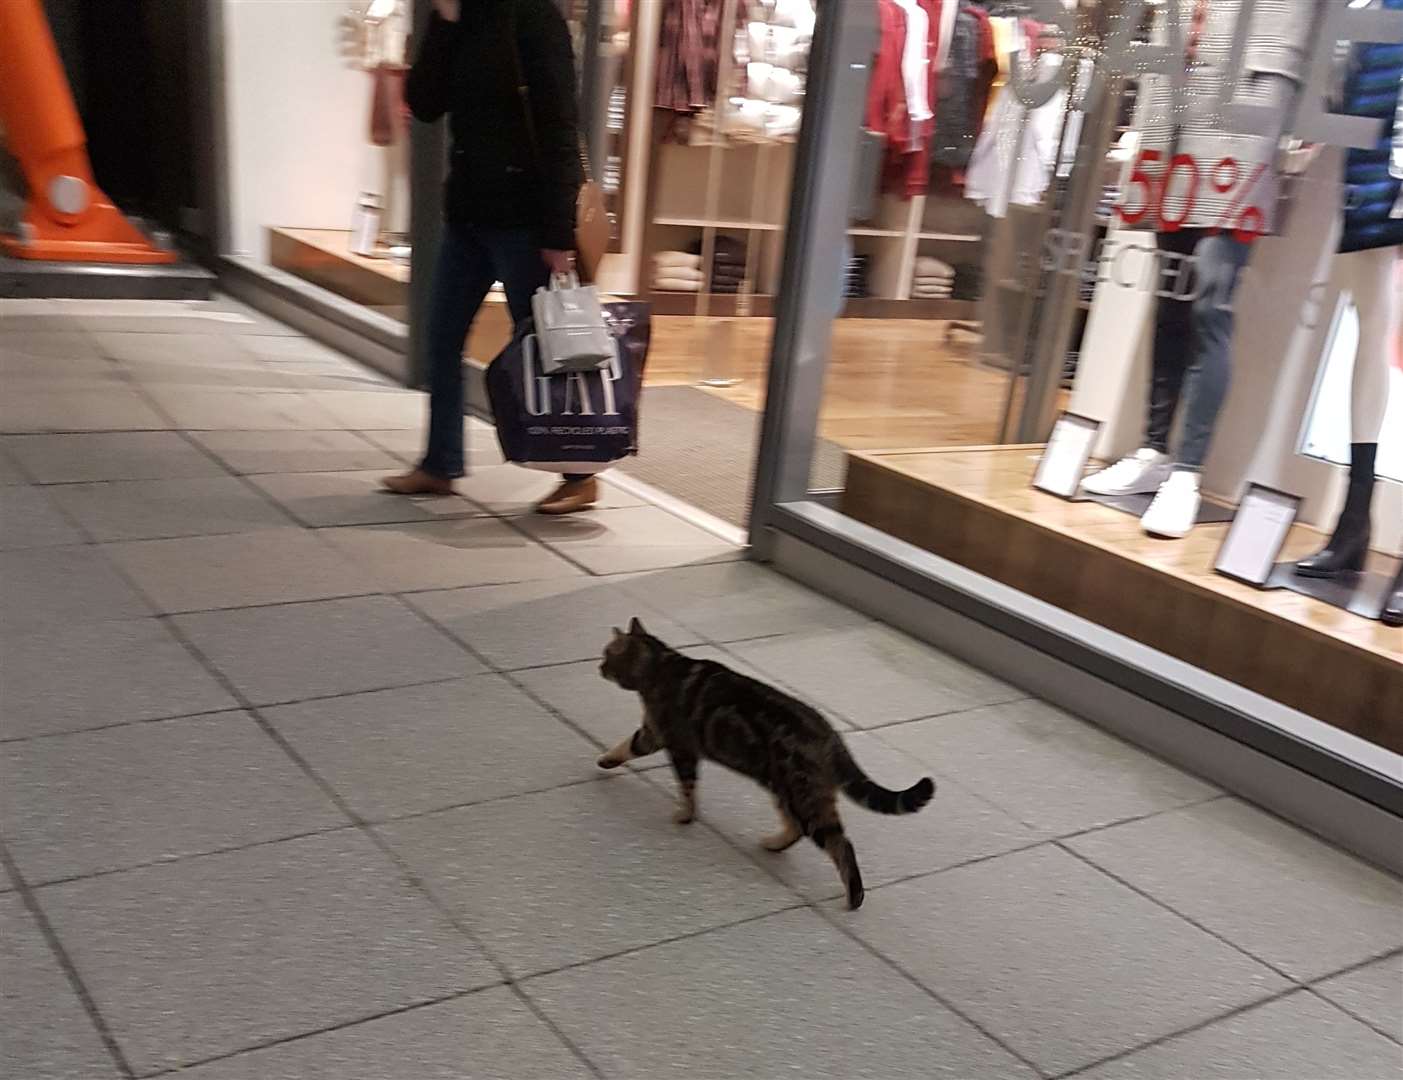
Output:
(891, 0), (933, 131)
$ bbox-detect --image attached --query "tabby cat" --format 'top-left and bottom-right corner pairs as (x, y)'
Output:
(597, 618), (935, 909)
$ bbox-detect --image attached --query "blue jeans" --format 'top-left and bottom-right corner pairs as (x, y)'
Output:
(421, 223), (548, 479)
(1148, 230), (1253, 470)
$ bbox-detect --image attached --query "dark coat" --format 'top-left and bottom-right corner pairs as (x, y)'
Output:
(406, 0), (583, 250)
(1339, 0), (1403, 254)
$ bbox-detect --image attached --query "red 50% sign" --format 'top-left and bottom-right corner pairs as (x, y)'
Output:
(1116, 152), (1269, 242)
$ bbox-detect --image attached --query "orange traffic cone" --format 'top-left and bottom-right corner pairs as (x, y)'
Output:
(0, 0), (176, 263)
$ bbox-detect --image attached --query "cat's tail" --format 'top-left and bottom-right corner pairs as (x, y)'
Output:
(837, 750), (936, 815)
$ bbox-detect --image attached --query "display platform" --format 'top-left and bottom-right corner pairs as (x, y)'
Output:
(842, 445), (1402, 751)
(269, 228), (407, 314)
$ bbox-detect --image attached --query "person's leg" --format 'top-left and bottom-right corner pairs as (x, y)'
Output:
(420, 224), (496, 480)
(1173, 232), (1253, 470)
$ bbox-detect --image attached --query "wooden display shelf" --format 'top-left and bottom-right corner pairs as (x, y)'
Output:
(841, 445), (1402, 751)
(269, 228), (407, 310)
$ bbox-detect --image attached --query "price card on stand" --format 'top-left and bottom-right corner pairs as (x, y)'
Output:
(1214, 484), (1302, 588)
(1033, 413), (1102, 499)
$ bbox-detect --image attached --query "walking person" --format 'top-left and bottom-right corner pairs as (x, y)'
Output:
(383, 0), (599, 515)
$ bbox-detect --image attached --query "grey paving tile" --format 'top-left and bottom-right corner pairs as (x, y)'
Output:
(0, 388), (169, 433)
(377, 773), (796, 977)
(235, 335), (369, 367)
(319, 519), (581, 594)
(729, 624), (1020, 730)
(525, 907), (1036, 1080)
(848, 845), (1288, 1077)
(1067, 799), (1403, 982)
(1313, 952), (1403, 1044)
(696, 734), (1038, 901)
(265, 676), (599, 822)
(0, 445), (25, 485)
(189, 430), (398, 475)
(360, 426), (505, 468)
(0, 328), (102, 363)
(105, 528), (376, 612)
(0, 547), (152, 628)
(175, 595), (476, 705)
(300, 389), (427, 430)
(407, 576), (699, 670)
(0, 712), (346, 883)
(0, 486), (86, 549)
(47, 476), (292, 541)
(0, 894), (121, 1080)
(175, 989), (590, 1080)
(37, 829), (496, 1074)
(95, 332), (281, 387)
(140, 387), (341, 430)
(515, 504), (740, 574)
(880, 699), (1218, 836)
(246, 470), (485, 528)
(1072, 990), (1403, 1080)
(459, 464), (642, 516)
(618, 560), (869, 642)
(0, 432), (224, 483)
(0, 617), (236, 739)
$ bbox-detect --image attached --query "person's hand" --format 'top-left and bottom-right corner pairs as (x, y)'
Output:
(542, 249), (575, 276)
(432, 0), (461, 22)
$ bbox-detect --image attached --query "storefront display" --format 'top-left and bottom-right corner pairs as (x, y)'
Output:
(746, 0), (1403, 757)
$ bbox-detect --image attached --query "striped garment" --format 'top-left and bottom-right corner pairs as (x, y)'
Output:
(1339, 0), (1403, 252)
(654, 0), (745, 117)
(1132, 0), (1321, 234)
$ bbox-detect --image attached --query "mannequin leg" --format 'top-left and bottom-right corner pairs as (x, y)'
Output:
(1146, 230), (1201, 455)
(1172, 233), (1253, 471)
(1297, 247), (1400, 578)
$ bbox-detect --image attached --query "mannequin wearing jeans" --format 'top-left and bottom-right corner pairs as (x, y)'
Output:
(1080, 0), (1317, 536)
(1144, 230), (1255, 472)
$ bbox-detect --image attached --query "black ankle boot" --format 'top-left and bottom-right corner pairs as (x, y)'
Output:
(1383, 567), (1403, 628)
(1297, 443), (1376, 579)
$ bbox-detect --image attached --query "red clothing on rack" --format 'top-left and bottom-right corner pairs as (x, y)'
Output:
(865, 0), (910, 151)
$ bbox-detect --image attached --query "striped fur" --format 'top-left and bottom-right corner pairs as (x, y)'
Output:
(597, 619), (937, 909)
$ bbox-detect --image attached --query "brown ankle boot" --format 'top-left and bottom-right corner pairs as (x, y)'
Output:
(381, 469), (456, 496)
(536, 476), (598, 515)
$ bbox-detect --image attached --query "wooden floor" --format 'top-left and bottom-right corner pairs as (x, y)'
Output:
(646, 315), (1014, 451)
(842, 445), (1402, 749)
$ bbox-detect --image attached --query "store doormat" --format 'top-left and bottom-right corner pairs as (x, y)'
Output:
(1083, 489), (1236, 525)
(615, 386), (848, 528)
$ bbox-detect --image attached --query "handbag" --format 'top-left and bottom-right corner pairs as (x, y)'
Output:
(531, 272), (614, 374)
(486, 300), (651, 475)
(507, 1), (609, 283)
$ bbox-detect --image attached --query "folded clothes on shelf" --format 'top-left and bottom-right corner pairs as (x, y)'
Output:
(654, 276), (702, 293)
(914, 255), (956, 278)
(654, 250), (703, 271)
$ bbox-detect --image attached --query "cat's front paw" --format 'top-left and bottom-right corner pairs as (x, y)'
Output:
(672, 805), (695, 825)
(597, 753), (625, 769)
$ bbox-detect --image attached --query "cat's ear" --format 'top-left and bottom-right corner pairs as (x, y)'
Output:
(610, 626), (625, 639)
(628, 616), (646, 636)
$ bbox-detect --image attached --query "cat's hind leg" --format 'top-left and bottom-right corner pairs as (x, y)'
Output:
(809, 799), (864, 910)
(597, 725), (659, 769)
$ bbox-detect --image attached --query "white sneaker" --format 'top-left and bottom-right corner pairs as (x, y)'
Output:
(1141, 471), (1201, 539)
(1080, 448), (1172, 497)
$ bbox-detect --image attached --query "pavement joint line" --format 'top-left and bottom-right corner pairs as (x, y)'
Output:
(1054, 838), (1302, 986)
(0, 836), (138, 1079)
(17, 823), (361, 893)
(1299, 945), (1403, 1048)
(131, 984), (509, 1079)
(1046, 982), (1312, 1080)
